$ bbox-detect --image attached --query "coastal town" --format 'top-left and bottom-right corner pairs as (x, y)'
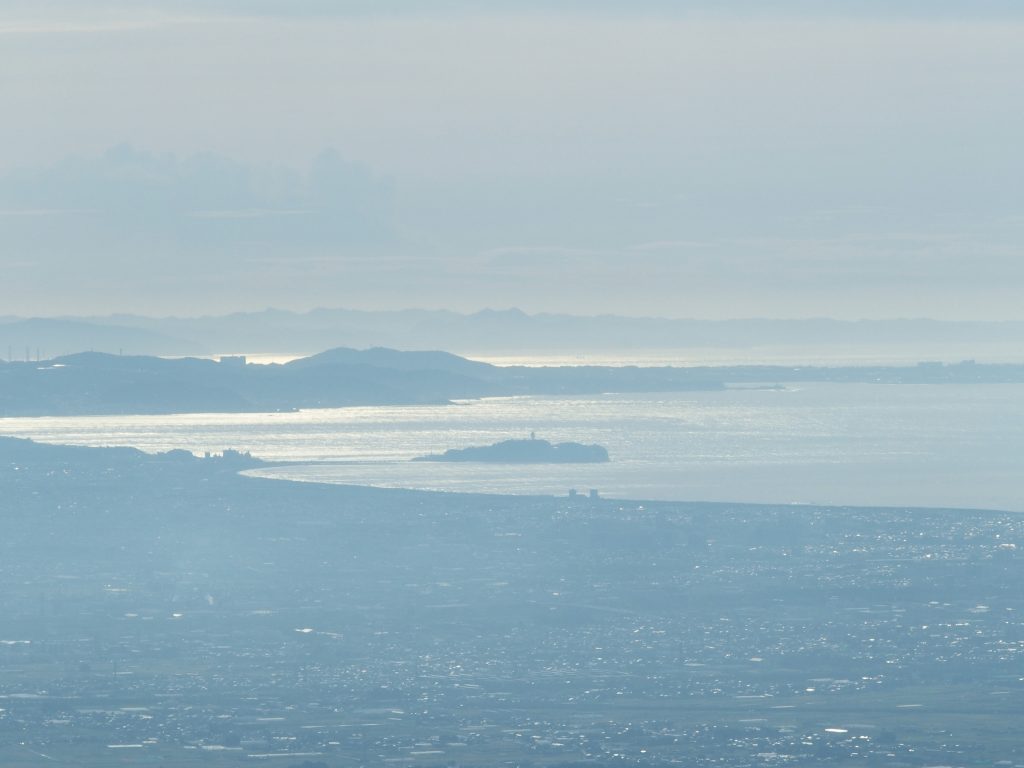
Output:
(2, 438), (1022, 766)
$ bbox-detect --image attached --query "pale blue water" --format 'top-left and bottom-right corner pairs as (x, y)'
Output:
(2, 382), (1023, 511)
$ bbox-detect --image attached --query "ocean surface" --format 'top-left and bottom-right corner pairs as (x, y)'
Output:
(3, 382), (1024, 511)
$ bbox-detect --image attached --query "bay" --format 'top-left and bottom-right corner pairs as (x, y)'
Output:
(2, 382), (1023, 511)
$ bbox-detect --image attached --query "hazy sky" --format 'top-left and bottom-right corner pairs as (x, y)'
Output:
(3, 1), (1023, 319)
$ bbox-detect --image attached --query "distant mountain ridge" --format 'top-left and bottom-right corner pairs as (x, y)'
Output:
(3, 309), (1024, 359)
(0, 317), (198, 358)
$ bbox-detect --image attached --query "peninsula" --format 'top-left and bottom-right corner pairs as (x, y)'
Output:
(2, 346), (1022, 418)
(413, 437), (610, 463)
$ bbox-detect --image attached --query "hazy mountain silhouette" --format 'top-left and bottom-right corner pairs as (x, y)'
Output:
(6, 309), (1024, 359)
(0, 317), (200, 358)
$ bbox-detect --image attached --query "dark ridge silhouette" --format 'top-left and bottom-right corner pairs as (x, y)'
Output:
(2, 346), (1022, 418)
(0, 347), (722, 416)
(0, 435), (262, 470)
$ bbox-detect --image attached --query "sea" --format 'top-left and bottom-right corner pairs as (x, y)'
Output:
(2, 361), (1024, 511)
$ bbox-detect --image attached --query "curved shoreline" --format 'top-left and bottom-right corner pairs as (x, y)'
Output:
(241, 463), (1023, 516)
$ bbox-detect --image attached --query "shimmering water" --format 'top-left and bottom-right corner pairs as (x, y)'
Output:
(3, 383), (1023, 511)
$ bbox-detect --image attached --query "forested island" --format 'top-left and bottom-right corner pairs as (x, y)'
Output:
(413, 437), (610, 463)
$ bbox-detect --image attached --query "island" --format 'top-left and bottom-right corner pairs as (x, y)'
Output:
(412, 436), (610, 463)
